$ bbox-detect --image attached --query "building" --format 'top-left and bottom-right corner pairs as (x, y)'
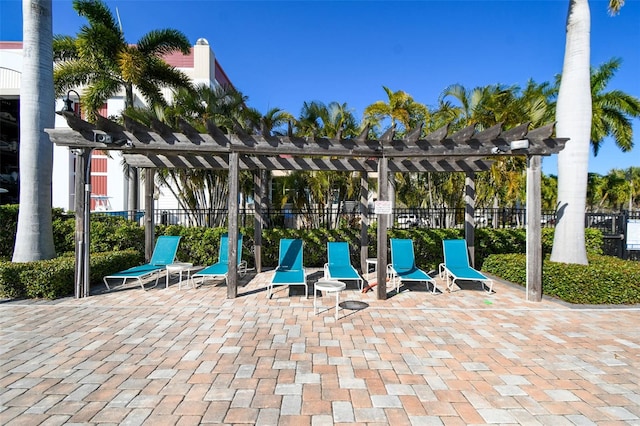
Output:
(0, 38), (233, 212)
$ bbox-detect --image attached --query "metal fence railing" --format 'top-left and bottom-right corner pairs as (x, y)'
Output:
(91, 207), (640, 260)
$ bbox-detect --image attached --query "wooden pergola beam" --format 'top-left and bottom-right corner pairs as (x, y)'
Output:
(120, 153), (496, 173)
(49, 113), (568, 158)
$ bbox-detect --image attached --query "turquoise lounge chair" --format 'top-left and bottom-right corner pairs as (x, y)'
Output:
(103, 235), (181, 290)
(324, 241), (363, 291)
(191, 233), (247, 286)
(268, 238), (307, 298)
(389, 238), (436, 293)
(439, 239), (493, 293)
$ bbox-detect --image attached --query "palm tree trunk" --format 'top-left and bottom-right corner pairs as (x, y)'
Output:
(551, 0), (591, 265)
(13, 0), (56, 262)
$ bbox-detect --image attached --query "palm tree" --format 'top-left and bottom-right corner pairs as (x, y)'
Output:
(541, 174), (558, 211)
(167, 84), (249, 132)
(53, 0), (192, 212)
(364, 86), (429, 134)
(599, 169), (630, 211)
(284, 101), (361, 228)
(626, 167), (640, 211)
(438, 82), (554, 218)
(54, 0), (192, 117)
(586, 172), (606, 212)
(13, 0), (56, 262)
(364, 87), (429, 212)
(551, 0), (625, 265)
(259, 107), (294, 137)
(128, 84), (259, 225)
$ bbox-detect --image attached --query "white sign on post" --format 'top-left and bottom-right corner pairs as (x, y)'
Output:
(375, 200), (392, 215)
(627, 219), (640, 251)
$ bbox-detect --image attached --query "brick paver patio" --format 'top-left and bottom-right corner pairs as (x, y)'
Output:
(1, 269), (639, 425)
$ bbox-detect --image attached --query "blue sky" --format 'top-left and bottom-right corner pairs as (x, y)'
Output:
(1, 0), (638, 176)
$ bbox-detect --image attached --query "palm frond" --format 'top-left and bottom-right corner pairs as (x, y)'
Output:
(53, 35), (79, 61)
(136, 29), (191, 56)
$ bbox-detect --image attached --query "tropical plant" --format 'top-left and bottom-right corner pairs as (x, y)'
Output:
(282, 101), (362, 228)
(589, 58), (640, 156)
(625, 167), (640, 211)
(259, 107), (294, 137)
(551, 0), (626, 265)
(437, 82), (554, 215)
(541, 173), (558, 211)
(53, 0), (193, 212)
(166, 84), (250, 132)
(13, 0), (56, 262)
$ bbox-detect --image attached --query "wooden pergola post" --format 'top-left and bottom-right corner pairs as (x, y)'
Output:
(359, 172), (369, 274)
(74, 148), (92, 298)
(253, 169), (267, 273)
(376, 157), (389, 300)
(144, 168), (155, 262)
(464, 172), (476, 267)
(227, 151), (239, 298)
(526, 155), (542, 301)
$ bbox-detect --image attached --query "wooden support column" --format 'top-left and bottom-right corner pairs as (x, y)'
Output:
(227, 151), (239, 298)
(376, 157), (389, 300)
(526, 155), (542, 302)
(144, 168), (155, 262)
(253, 169), (267, 273)
(127, 166), (139, 220)
(464, 172), (476, 267)
(74, 148), (92, 298)
(359, 172), (369, 273)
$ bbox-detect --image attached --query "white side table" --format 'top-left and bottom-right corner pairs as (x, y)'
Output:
(314, 279), (346, 320)
(166, 262), (194, 289)
(366, 258), (377, 280)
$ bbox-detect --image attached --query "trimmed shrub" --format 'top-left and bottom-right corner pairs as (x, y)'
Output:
(482, 253), (640, 304)
(19, 257), (76, 299)
(0, 204), (19, 260)
(0, 249), (142, 300)
(0, 261), (29, 298)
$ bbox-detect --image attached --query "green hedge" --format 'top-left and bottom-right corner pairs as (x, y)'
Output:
(0, 204), (609, 300)
(236, 226), (603, 271)
(0, 250), (142, 300)
(482, 253), (640, 304)
(0, 205), (145, 259)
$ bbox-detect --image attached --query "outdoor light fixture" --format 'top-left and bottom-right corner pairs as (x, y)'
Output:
(62, 89), (81, 115)
(491, 146), (508, 155)
(510, 139), (529, 150)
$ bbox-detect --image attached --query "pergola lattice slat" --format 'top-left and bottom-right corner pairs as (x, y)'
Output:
(122, 153), (495, 172)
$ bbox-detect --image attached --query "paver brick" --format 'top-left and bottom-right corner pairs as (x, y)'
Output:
(1, 271), (639, 425)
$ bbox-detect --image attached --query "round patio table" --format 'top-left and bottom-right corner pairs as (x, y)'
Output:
(166, 262), (194, 289)
(314, 279), (346, 321)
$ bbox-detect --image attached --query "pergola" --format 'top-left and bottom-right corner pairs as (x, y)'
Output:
(47, 112), (567, 301)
